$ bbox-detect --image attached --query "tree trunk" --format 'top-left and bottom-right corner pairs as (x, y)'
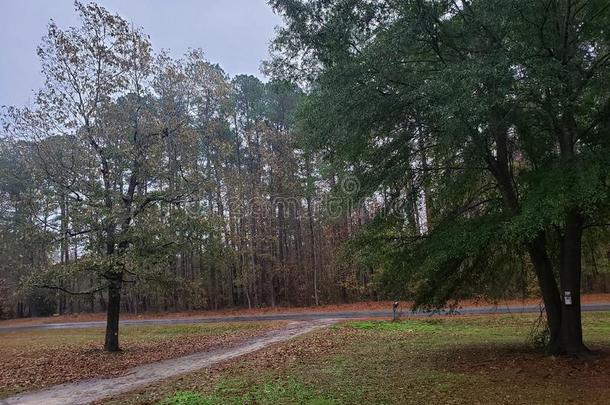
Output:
(305, 156), (319, 306)
(526, 233), (563, 354)
(104, 274), (122, 352)
(484, 126), (581, 356)
(558, 210), (589, 356)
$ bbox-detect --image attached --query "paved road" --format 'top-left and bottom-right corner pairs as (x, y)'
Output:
(1, 303), (609, 333)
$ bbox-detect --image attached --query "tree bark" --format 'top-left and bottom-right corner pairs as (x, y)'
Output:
(304, 155), (321, 306)
(558, 209), (589, 356)
(104, 274), (122, 352)
(526, 233), (563, 354)
(485, 127), (568, 355)
(554, 111), (588, 356)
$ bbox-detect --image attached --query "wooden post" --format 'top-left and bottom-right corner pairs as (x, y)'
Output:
(392, 301), (400, 321)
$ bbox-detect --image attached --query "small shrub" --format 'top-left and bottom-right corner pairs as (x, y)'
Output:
(528, 308), (550, 351)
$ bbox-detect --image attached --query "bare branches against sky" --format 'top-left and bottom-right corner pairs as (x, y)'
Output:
(0, 0), (281, 106)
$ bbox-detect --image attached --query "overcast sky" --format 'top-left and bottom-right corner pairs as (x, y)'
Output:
(0, 0), (282, 107)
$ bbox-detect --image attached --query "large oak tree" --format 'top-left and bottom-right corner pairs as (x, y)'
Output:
(269, 0), (610, 356)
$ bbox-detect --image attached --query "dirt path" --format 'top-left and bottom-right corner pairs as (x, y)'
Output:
(0, 320), (336, 405)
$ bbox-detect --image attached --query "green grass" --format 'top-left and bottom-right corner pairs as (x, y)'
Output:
(159, 379), (335, 405)
(348, 319), (445, 332)
(110, 312), (610, 405)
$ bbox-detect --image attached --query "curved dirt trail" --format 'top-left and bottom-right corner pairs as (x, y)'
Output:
(1, 319), (336, 405)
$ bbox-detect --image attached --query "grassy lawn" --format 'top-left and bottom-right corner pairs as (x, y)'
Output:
(109, 312), (610, 405)
(0, 321), (284, 398)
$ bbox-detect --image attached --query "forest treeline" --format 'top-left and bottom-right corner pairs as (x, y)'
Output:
(0, 3), (379, 322)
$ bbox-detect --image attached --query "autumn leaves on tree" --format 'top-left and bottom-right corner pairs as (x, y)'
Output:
(0, 2), (374, 351)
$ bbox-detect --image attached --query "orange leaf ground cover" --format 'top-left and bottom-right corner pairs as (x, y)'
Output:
(0, 321), (284, 398)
